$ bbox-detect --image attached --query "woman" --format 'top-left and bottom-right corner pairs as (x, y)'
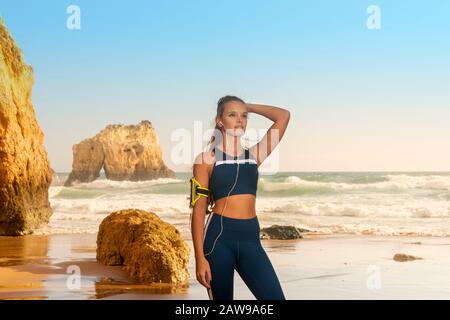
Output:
(191, 95), (290, 300)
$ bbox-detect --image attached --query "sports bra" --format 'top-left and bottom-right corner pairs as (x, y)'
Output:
(208, 147), (259, 201)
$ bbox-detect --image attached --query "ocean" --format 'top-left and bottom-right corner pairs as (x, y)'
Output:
(38, 172), (450, 238)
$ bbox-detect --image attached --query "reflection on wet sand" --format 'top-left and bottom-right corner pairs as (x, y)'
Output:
(0, 235), (49, 299)
(0, 235), (49, 267)
(93, 277), (189, 299)
(0, 295), (48, 300)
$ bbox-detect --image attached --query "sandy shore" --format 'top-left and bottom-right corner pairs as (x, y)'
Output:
(1, 233), (449, 300)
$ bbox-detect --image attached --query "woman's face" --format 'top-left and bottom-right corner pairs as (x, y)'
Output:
(217, 101), (248, 137)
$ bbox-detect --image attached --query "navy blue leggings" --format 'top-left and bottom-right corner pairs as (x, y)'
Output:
(203, 212), (285, 300)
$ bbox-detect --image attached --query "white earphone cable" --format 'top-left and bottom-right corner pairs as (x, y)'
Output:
(204, 154), (240, 256)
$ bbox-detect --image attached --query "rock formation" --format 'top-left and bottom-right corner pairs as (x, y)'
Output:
(65, 120), (174, 186)
(96, 209), (190, 285)
(0, 19), (53, 235)
(393, 253), (423, 262)
(260, 225), (310, 240)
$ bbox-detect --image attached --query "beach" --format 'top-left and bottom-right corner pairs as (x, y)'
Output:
(1, 171), (449, 300)
(1, 233), (449, 300)
(2, 1), (450, 303)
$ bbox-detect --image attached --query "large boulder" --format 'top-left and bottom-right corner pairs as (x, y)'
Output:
(0, 19), (53, 235)
(65, 120), (175, 186)
(96, 209), (190, 285)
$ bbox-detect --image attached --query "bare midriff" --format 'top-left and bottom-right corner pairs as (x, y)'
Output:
(211, 194), (257, 219)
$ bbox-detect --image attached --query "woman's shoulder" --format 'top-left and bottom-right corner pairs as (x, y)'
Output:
(193, 151), (216, 182)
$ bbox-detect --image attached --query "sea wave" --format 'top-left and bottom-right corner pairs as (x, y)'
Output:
(40, 172), (450, 237)
(257, 174), (450, 196)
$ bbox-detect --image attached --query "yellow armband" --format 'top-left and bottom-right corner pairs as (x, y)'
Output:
(189, 176), (210, 208)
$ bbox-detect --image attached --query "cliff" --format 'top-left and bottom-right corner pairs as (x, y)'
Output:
(0, 19), (53, 235)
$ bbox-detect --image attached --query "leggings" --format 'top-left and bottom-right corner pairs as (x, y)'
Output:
(203, 212), (286, 300)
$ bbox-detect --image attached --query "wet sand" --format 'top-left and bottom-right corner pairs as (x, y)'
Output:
(1, 233), (449, 299)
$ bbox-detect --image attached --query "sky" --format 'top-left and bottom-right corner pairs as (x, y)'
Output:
(1, 0), (449, 172)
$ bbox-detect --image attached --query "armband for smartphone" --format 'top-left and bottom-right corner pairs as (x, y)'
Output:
(189, 176), (210, 208)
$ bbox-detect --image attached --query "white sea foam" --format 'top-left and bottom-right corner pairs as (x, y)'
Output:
(37, 173), (450, 237)
(71, 177), (183, 189)
(258, 174), (450, 193)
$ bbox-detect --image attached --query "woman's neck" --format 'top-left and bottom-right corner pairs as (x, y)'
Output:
(218, 136), (243, 156)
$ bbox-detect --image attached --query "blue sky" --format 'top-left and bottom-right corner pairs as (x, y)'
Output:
(1, 1), (449, 172)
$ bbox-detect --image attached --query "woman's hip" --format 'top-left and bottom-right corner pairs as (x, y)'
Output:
(204, 212), (261, 241)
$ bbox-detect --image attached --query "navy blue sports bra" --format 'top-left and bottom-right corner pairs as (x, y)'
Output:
(208, 147), (259, 201)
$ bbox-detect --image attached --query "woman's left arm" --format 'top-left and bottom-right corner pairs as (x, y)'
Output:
(246, 103), (291, 166)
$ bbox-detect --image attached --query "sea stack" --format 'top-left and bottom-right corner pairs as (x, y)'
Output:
(0, 19), (53, 235)
(65, 120), (175, 186)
